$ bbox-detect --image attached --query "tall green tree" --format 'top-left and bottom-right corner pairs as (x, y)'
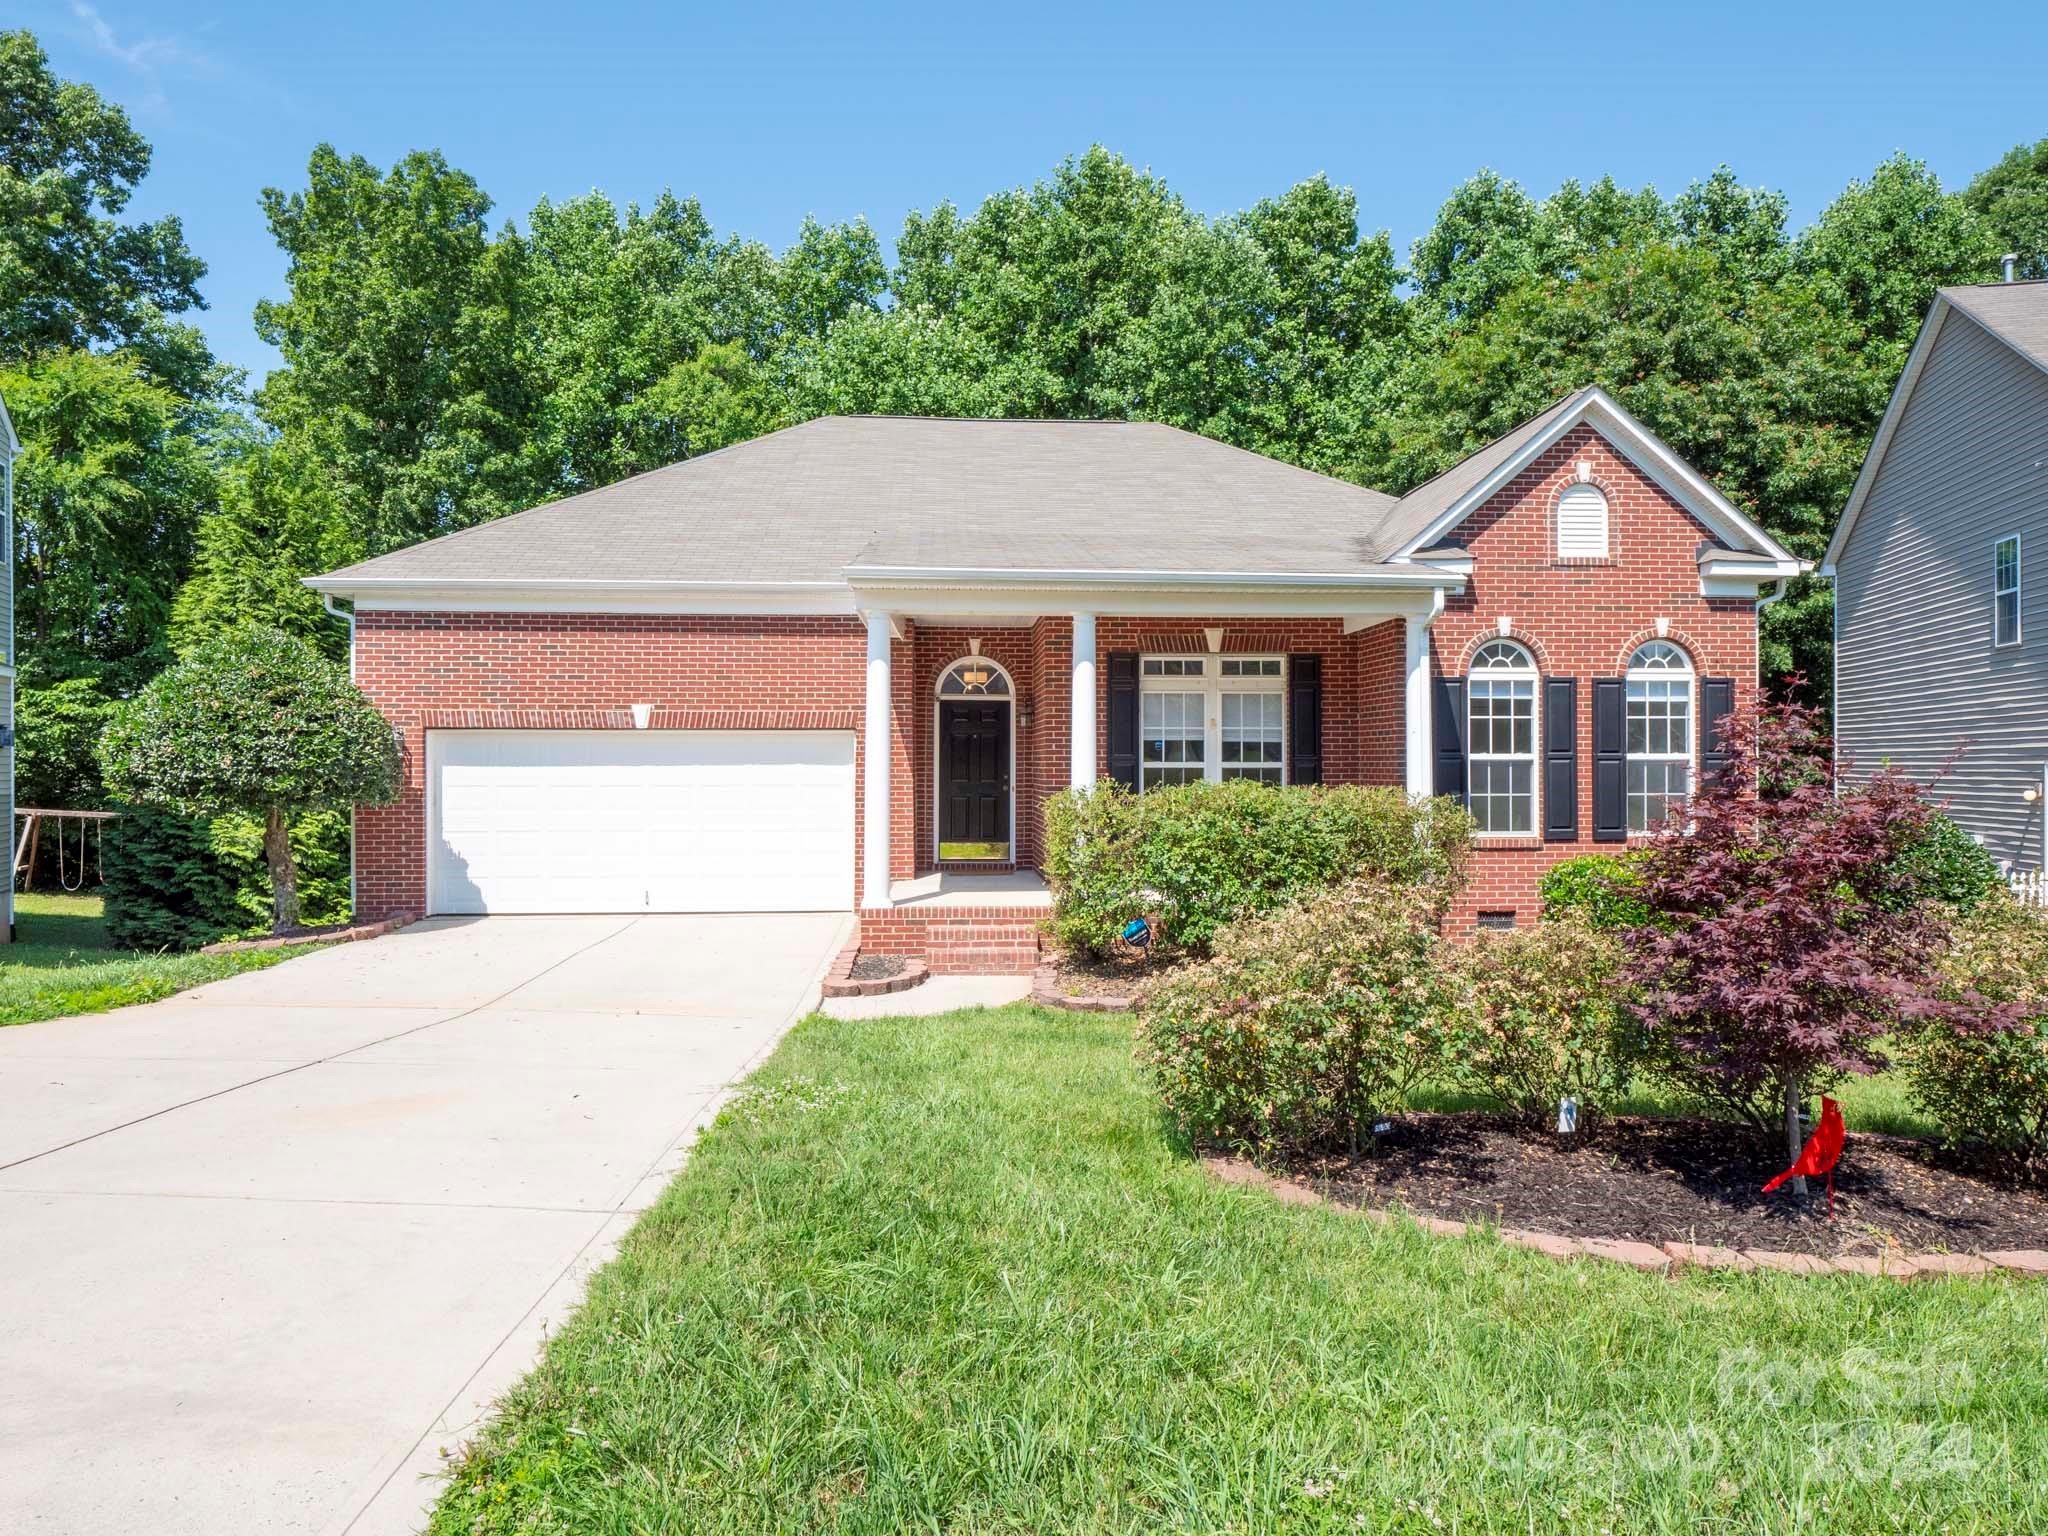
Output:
(3, 349), (216, 689)
(1796, 153), (1998, 363)
(254, 146), (536, 557)
(1386, 239), (1887, 699)
(0, 29), (215, 396)
(1965, 137), (2048, 280)
(170, 442), (352, 660)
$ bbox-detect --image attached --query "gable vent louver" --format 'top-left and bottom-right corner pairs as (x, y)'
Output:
(1556, 483), (1609, 559)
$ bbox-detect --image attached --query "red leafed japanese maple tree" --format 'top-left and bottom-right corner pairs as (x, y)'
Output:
(1625, 693), (1949, 1184)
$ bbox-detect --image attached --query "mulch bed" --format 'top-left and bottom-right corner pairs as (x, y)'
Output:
(1289, 1112), (2048, 1259)
(1038, 947), (1185, 1001)
(849, 952), (908, 982)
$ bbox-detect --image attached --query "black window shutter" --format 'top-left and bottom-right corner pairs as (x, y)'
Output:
(1287, 654), (1322, 785)
(1106, 651), (1140, 791)
(1700, 676), (1737, 785)
(1432, 677), (1466, 801)
(1542, 677), (1579, 842)
(1591, 678), (1627, 842)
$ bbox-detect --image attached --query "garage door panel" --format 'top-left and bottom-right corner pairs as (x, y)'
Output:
(429, 730), (855, 914)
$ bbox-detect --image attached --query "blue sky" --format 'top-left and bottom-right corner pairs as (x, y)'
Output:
(23, 0), (2048, 386)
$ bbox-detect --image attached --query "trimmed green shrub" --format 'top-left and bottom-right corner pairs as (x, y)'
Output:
(1043, 779), (1471, 956)
(1134, 880), (1449, 1154)
(1537, 851), (1651, 930)
(99, 627), (399, 932)
(1903, 890), (2048, 1164)
(1443, 917), (1634, 1125)
(1884, 810), (2004, 914)
(102, 805), (256, 951)
(104, 806), (353, 952)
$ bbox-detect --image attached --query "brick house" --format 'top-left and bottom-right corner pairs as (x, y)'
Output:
(309, 388), (1801, 970)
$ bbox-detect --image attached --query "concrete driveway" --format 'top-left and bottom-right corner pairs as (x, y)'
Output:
(0, 911), (849, 1535)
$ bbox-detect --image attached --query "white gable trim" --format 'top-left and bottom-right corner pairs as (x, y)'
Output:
(1390, 387), (1798, 567)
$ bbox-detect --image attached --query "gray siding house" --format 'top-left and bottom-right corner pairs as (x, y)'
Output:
(1825, 280), (2048, 869)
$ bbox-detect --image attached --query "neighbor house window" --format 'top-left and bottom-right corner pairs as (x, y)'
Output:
(1626, 640), (1693, 833)
(1140, 655), (1285, 790)
(1556, 482), (1609, 560)
(1467, 639), (1536, 834)
(1996, 535), (2022, 647)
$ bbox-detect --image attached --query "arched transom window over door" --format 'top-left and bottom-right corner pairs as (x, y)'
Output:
(1626, 640), (1693, 832)
(1467, 639), (1537, 834)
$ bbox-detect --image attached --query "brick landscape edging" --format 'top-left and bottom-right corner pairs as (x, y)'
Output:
(819, 938), (930, 998)
(199, 910), (418, 956)
(1028, 961), (1135, 1013)
(1203, 1155), (2048, 1280)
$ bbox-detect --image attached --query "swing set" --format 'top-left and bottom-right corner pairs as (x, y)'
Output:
(13, 808), (116, 892)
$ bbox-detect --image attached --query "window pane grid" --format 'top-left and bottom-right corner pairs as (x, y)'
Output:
(1626, 659), (1693, 831)
(1137, 658), (1285, 791)
(1996, 537), (2021, 647)
(1467, 660), (1535, 834)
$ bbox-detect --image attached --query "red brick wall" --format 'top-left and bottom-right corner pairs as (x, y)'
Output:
(347, 420), (1757, 939)
(1087, 617), (1397, 789)
(351, 611), (867, 919)
(1430, 422), (1758, 927)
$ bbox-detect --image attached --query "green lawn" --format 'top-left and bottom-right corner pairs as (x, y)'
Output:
(0, 890), (315, 1027)
(429, 1004), (2046, 1535)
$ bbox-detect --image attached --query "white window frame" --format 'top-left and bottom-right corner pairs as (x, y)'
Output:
(1137, 654), (1287, 791)
(1556, 481), (1610, 560)
(1995, 533), (2022, 649)
(1466, 639), (1539, 836)
(1625, 641), (1694, 835)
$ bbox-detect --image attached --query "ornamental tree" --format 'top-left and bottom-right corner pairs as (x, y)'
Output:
(1625, 694), (1951, 1183)
(99, 627), (401, 934)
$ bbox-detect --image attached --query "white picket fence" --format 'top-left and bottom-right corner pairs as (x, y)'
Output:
(2011, 869), (2048, 909)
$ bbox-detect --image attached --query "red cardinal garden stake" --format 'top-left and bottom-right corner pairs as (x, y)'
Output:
(1762, 1096), (1847, 1218)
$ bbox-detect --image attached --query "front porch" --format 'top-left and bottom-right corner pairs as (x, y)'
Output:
(852, 592), (1451, 967)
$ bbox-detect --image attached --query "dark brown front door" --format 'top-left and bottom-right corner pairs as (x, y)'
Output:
(940, 700), (1009, 856)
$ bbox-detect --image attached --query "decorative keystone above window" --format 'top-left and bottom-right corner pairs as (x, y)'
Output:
(1556, 482), (1610, 560)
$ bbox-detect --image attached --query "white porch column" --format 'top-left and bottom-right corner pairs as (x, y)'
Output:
(863, 612), (894, 908)
(1403, 605), (1438, 798)
(1069, 611), (1098, 789)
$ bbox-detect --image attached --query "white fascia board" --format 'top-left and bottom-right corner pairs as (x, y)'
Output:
(1390, 387), (1798, 565)
(1411, 553), (1474, 577)
(1700, 555), (1807, 597)
(304, 576), (858, 616)
(847, 580), (1457, 622)
(843, 563), (1460, 590)
(1820, 300), (1950, 577)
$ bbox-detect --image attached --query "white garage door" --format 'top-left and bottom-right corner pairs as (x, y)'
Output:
(428, 730), (856, 914)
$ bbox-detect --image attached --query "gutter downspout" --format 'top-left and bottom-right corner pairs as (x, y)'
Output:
(1754, 577), (1788, 690)
(322, 595), (358, 916)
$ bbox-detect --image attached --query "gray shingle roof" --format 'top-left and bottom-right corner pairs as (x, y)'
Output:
(1360, 393), (1584, 560)
(1942, 281), (2048, 376)
(312, 389), (1783, 593)
(313, 416), (1409, 589)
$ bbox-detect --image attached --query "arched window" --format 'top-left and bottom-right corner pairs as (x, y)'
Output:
(1467, 639), (1537, 834)
(1626, 641), (1693, 832)
(1556, 482), (1610, 559)
(937, 657), (1012, 697)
